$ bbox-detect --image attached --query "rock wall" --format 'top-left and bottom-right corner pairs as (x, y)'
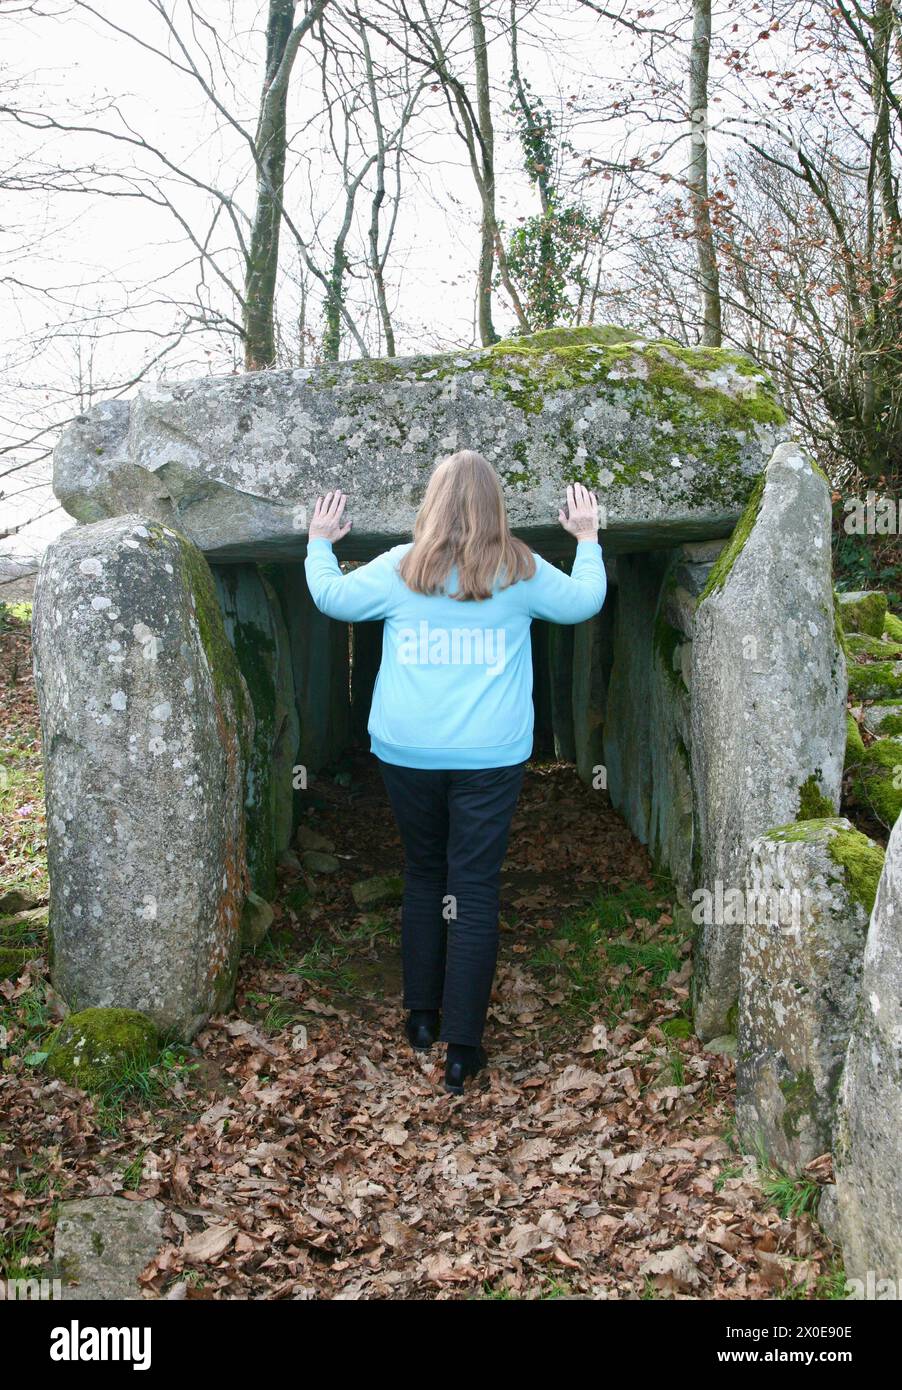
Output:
(32, 515), (251, 1038)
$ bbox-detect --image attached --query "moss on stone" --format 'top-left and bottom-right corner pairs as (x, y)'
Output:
(867, 703), (902, 736)
(851, 738), (902, 830)
(845, 712), (866, 768)
(763, 817), (883, 912)
(779, 1067), (817, 1141)
(332, 326), (784, 504)
(883, 610), (902, 642)
(0, 946), (40, 980)
(847, 659), (902, 701)
(698, 470), (766, 601)
(826, 827), (885, 915)
(653, 612), (686, 692)
(796, 774), (835, 820)
(846, 633), (902, 660)
(765, 816), (846, 845)
(46, 1007), (159, 1092)
(661, 1016), (693, 1039)
(837, 590), (888, 638)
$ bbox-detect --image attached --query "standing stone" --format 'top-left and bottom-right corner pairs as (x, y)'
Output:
(832, 813), (902, 1282)
(573, 599), (615, 788)
(648, 560), (696, 898)
(530, 621), (555, 759)
(32, 515), (251, 1039)
(212, 563), (299, 897)
(54, 1197), (163, 1300)
(690, 444), (847, 1039)
(736, 819), (882, 1172)
(603, 551), (670, 831)
(548, 622), (576, 762)
(351, 619), (383, 745)
(267, 563), (352, 779)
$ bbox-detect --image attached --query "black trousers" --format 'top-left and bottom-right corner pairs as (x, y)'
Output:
(377, 758), (527, 1046)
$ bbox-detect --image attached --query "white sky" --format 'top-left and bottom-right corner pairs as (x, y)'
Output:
(0, 0), (802, 565)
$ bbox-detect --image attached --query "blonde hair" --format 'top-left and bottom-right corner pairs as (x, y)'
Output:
(398, 449), (536, 602)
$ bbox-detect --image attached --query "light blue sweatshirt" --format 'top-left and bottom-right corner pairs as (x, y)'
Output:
(304, 537), (607, 769)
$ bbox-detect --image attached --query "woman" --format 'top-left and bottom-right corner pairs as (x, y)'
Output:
(305, 450), (606, 1094)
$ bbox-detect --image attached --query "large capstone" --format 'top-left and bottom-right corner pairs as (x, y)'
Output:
(32, 515), (252, 1039)
(736, 819), (882, 1171)
(689, 443), (847, 1040)
(53, 327), (789, 561)
(831, 812), (902, 1282)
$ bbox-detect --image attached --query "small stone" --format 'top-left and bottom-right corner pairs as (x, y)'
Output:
(296, 824), (335, 853)
(240, 891), (274, 948)
(301, 850), (340, 875)
(350, 874), (404, 909)
(0, 887), (41, 915)
(46, 1007), (159, 1092)
(278, 849), (303, 873)
(703, 1034), (737, 1057)
(837, 589), (887, 638)
(54, 1196), (164, 1301)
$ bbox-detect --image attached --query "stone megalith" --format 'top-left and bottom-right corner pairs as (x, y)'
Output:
(51, 327), (789, 561)
(32, 515), (252, 1039)
(832, 812), (902, 1281)
(736, 819), (883, 1172)
(689, 443), (847, 1040)
(212, 563), (298, 898)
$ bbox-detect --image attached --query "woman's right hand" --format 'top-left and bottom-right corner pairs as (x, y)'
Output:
(558, 483), (599, 541)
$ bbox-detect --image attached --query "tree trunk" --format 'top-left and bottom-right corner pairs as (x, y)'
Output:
(244, 1), (325, 371)
(469, 0), (498, 346)
(688, 0), (722, 347)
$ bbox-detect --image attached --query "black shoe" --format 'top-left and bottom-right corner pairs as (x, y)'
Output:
(405, 1009), (439, 1051)
(444, 1044), (487, 1095)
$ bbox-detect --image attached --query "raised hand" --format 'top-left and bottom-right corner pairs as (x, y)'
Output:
(308, 490), (352, 543)
(558, 482), (599, 541)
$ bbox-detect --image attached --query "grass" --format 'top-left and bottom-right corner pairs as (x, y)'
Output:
(528, 879), (685, 1025)
(89, 1046), (199, 1133)
(0, 1222), (46, 1281)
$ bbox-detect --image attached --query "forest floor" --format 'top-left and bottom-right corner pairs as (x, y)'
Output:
(0, 603), (843, 1301)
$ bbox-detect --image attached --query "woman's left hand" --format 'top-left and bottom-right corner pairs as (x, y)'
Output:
(309, 490), (352, 542)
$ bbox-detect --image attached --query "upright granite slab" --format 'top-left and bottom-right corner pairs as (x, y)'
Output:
(32, 515), (251, 1038)
(212, 563), (298, 897)
(52, 327), (789, 562)
(689, 443), (847, 1040)
(831, 813), (902, 1282)
(736, 819), (882, 1172)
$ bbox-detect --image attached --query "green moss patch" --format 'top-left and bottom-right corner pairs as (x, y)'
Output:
(0, 946), (40, 980)
(699, 471), (766, 601)
(796, 775), (835, 820)
(825, 827), (885, 915)
(848, 659), (902, 701)
(837, 590), (888, 638)
(845, 713), (866, 768)
(46, 1008), (159, 1093)
(883, 611), (902, 642)
(851, 739), (902, 831)
(846, 634), (902, 660)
